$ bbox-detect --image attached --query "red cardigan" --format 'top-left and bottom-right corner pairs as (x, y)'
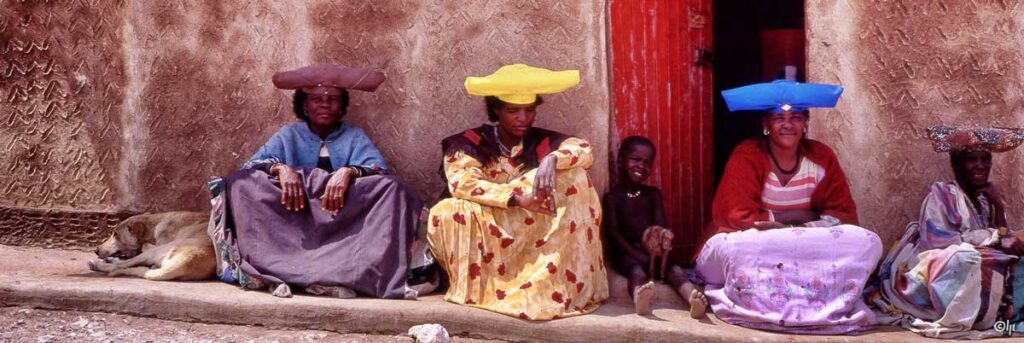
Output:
(695, 138), (859, 259)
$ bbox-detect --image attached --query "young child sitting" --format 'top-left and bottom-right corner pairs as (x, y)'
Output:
(602, 136), (707, 317)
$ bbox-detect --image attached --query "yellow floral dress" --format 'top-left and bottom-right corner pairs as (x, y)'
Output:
(427, 136), (609, 320)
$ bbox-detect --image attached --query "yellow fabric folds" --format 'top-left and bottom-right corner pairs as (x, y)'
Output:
(464, 64), (580, 104)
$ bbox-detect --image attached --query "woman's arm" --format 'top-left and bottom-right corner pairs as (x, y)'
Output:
(344, 127), (389, 176)
(711, 143), (772, 231)
(242, 130), (287, 172)
(444, 151), (518, 208)
(547, 137), (594, 170)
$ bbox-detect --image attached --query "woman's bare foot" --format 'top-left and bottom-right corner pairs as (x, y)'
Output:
(271, 283), (292, 298)
(634, 281), (654, 315)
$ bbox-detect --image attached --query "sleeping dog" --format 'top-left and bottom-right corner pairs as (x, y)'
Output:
(88, 211), (215, 281)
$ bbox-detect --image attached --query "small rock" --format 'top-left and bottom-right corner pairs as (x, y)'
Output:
(15, 320), (25, 325)
(36, 335), (55, 343)
(303, 333), (327, 340)
(17, 309), (32, 315)
(408, 323), (449, 343)
(91, 331), (107, 338)
(73, 317), (90, 328)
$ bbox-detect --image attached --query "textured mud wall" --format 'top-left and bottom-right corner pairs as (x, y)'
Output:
(807, 1), (1024, 245)
(0, 1), (609, 248)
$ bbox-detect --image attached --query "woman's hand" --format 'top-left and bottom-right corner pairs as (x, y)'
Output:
(321, 167), (356, 214)
(975, 183), (1005, 209)
(271, 164), (305, 212)
(511, 193), (556, 217)
(532, 155), (558, 205)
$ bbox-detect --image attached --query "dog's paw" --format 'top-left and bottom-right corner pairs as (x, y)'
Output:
(271, 283), (292, 298)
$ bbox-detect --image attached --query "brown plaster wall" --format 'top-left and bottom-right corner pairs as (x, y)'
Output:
(807, 0), (1024, 245)
(0, 1), (609, 248)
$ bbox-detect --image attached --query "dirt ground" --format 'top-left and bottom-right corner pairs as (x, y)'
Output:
(0, 306), (498, 343)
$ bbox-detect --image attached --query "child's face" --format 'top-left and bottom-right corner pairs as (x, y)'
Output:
(620, 144), (654, 184)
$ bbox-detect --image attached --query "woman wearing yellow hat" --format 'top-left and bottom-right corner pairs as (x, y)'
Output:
(427, 64), (609, 320)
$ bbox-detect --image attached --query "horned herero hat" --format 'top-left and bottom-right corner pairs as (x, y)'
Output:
(925, 125), (1024, 153)
(272, 64), (386, 93)
(721, 80), (843, 113)
(464, 64), (580, 104)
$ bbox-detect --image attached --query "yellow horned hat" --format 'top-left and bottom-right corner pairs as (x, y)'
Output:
(464, 64), (580, 104)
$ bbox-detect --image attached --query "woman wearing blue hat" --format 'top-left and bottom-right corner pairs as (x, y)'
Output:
(692, 80), (884, 333)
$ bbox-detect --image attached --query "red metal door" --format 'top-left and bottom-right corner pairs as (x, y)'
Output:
(608, 0), (713, 264)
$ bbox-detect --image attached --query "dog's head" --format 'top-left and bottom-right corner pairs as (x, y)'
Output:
(95, 217), (149, 260)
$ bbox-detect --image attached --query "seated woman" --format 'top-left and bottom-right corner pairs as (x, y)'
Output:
(693, 80), (883, 334)
(208, 64), (423, 299)
(602, 136), (706, 317)
(427, 64), (609, 320)
(872, 126), (1024, 339)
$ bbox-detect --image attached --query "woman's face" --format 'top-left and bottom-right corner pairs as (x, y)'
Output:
(620, 144), (654, 184)
(303, 87), (344, 129)
(763, 111), (807, 149)
(496, 102), (537, 139)
(954, 150), (993, 188)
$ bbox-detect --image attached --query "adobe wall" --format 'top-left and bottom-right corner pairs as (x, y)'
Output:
(807, 1), (1024, 244)
(0, 1), (609, 248)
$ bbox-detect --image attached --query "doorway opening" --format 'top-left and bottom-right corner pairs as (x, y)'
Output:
(712, 0), (805, 185)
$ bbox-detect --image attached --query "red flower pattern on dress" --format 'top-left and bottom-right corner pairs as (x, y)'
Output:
(546, 262), (557, 274)
(576, 282), (584, 293)
(570, 221), (577, 233)
(453, 213), (466, 225)
(477, 242), (484, 251)
(590, 265), (595, 273)
(471, 187), (486, 196)
(565, 185), (578, 196)
(535, 239), (546, 248)
(524, 217), (535, 225)
(564, 298), (572, 311)
(580, 142), (590, 148)
(432, 215), (440, 228)
(566, 269), (577, 283)
(557, 149), (571, 155)
(468, 263), (481, 280)
(488, 224), (502, 238)
(482, 252), (494, 264)
(589, 207), (597, 219)
(496, 289), (506, 300)
(552, 291), (564, 303)
(512, 187), (524, 195)
(451, 181), (459, 191)
(587, 227), (593, 243)
(446, 155), (458, 163)
(520, 281), (532, 289)
(518, 313), (529, 320)
(465, 299), (476, 305)
(570, 156), (579, 166)
(497, 263), (506, 275)
(500, 237), (515, 248)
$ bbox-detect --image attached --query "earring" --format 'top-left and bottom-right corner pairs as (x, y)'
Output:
(763, 128), (770, 136)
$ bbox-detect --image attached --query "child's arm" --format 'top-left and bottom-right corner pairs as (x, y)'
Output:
(602, 193), (650, 263)
(652, 188), (669, 228)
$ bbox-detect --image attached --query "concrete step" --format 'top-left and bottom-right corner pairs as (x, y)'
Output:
(0, 245), (1003, 343)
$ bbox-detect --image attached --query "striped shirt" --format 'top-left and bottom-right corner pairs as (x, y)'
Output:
(761, 158), (825, 211)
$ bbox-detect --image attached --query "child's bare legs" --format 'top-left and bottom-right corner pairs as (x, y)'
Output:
(667, 265), (707, 318)
(628, 264), (654, 315)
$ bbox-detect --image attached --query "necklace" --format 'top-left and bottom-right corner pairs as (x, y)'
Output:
(625, 189), (642, 198)
(768, 146), (801, 175)
(494, 126), (516, 157)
